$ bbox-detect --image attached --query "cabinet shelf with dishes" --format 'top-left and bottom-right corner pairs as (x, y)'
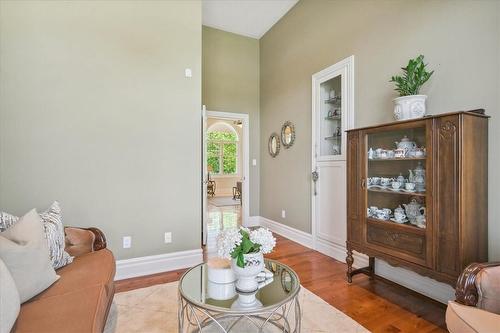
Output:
(368, 157), (426, 162)
(366, 217), (426, 235)
(346, 110), (489, 287)
(366, 187), (426, 197)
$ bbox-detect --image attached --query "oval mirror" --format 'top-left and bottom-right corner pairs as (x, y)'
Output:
(281, 121), (295, 148)
(268, 133), (280, 158)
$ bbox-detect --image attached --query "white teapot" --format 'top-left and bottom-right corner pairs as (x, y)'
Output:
(403, 199), (426, 224)
(395, 135), (417, 150)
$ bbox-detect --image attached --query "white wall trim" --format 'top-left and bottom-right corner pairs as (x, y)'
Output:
(351, 252), (454, 304)
(314, 238), (347, 263)
(247, 215), (261, 227)
(376, 260), (455, 304)
(259, 217), (313, 248)
(115, 249), (203, 281)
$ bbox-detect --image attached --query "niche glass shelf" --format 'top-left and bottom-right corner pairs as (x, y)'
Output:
(319, 76), (343, 157)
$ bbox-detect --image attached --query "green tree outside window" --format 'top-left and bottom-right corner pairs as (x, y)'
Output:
(207, 131), (238, 175)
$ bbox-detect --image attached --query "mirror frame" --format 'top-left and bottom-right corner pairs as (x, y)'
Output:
(268, 132), (280, 158)
(281, 121), (295, 149)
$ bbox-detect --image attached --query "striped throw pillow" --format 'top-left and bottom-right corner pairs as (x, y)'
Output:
(0, 202), (73, 269)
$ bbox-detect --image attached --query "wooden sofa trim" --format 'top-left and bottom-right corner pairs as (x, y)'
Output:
(455, 262), (500, 306)
(64, 227), (107, 257)
(86, 227), (107, 251)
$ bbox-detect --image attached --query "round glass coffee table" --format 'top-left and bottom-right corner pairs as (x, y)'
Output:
(178, 259), (301, 332)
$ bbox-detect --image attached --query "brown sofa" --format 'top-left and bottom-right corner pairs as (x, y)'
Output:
(11, 227), (115, 333)
(446, 262), (500, 333)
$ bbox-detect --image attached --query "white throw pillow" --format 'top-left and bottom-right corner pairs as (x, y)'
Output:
(0, 209), (59, 303)
(0, 258), (20, 333)
(0, 202), (73, 269)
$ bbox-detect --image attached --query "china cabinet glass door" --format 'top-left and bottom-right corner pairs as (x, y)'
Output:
(363, 121), (431, 232)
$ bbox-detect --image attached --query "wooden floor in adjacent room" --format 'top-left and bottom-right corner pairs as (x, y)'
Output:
(116, 233), (447, 333)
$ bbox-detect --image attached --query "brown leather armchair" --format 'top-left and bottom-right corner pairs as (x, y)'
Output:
(447, 262), (500, 332)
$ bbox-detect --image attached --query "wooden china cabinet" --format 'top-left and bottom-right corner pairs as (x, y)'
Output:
(346, 109), (489, 287)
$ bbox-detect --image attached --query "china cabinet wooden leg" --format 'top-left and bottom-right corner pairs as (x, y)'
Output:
(368, 257), (375, 279)
(346, 245), (354, 283)
(346, 246), (375, 283)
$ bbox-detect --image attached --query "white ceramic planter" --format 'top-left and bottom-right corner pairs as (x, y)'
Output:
(393, 95), (427, 121)
(231, 252), (264, 293)
(207, 280), (237, 301)
(231, 291), (263, 310)
(207, 258), (235, 284)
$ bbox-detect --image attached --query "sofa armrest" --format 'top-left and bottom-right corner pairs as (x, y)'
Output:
(64, 227), (107, 257)
(456, 262), (500, 307)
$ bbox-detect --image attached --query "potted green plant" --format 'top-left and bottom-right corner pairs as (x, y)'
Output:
(217, 227), (276, 293)
(390, 55), (434, 120)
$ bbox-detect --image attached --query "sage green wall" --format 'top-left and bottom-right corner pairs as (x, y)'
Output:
(0, 0), (202, 260)
(202, 26), (260, 216)
(260, 0), (500, 259)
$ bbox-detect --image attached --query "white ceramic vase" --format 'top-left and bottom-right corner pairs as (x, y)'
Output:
(231, 252), (264, 293)
(393, 95), (427, 121)
(231, 291), (263, 310)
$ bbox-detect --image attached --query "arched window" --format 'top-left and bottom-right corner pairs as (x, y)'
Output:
(207, 122), (238, 175)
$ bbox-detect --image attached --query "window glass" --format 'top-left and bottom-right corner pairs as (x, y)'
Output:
(207, 142), (220, 174)
(208, 132), (237, 142)
(222, 143), (237, 174)
(207, 130), (238, 175)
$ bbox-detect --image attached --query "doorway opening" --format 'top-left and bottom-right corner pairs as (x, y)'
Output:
(202, 110), (250, 254)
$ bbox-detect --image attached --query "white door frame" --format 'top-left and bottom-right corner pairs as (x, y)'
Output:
(311, 56), (355, 256)
(205, 110), (250, 227)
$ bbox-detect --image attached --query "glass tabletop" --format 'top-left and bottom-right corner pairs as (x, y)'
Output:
(179, 259), (300, 313)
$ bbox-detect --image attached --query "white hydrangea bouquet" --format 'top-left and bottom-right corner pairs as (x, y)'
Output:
(217, 227), (276, 292)
(217, 227), (276, 268)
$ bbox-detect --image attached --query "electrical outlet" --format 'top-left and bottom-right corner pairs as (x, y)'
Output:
(252, 159), (257, 166)
(164, 232), (172, 244)
(281, 210), (286, 219)
(123, 236), (131, 249)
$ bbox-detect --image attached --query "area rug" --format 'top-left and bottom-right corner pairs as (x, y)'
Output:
(105, 282), (369, 333)
(208, 196), (241, 207)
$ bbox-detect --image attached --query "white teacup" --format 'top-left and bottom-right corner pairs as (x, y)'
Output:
(416, 215), (426, 228)
(392, 181), (402, 189)
(380, 177), (392, 186)
(405, 182), (416, 191)
(394, 211), (406, 222)
(415, 150), (425, 158)
(376, 210), (390, 220)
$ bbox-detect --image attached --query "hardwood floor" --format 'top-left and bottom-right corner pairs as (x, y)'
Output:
(116, 233), (447, 333)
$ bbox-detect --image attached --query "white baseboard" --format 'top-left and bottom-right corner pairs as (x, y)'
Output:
(115, 249), (203, 281)
(259, 217), (313, 248)
(376, 259), (454, 304)
(340, 251), (454, 304)
(314, 238), (347, 263)
(245, 215), (261, 227)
